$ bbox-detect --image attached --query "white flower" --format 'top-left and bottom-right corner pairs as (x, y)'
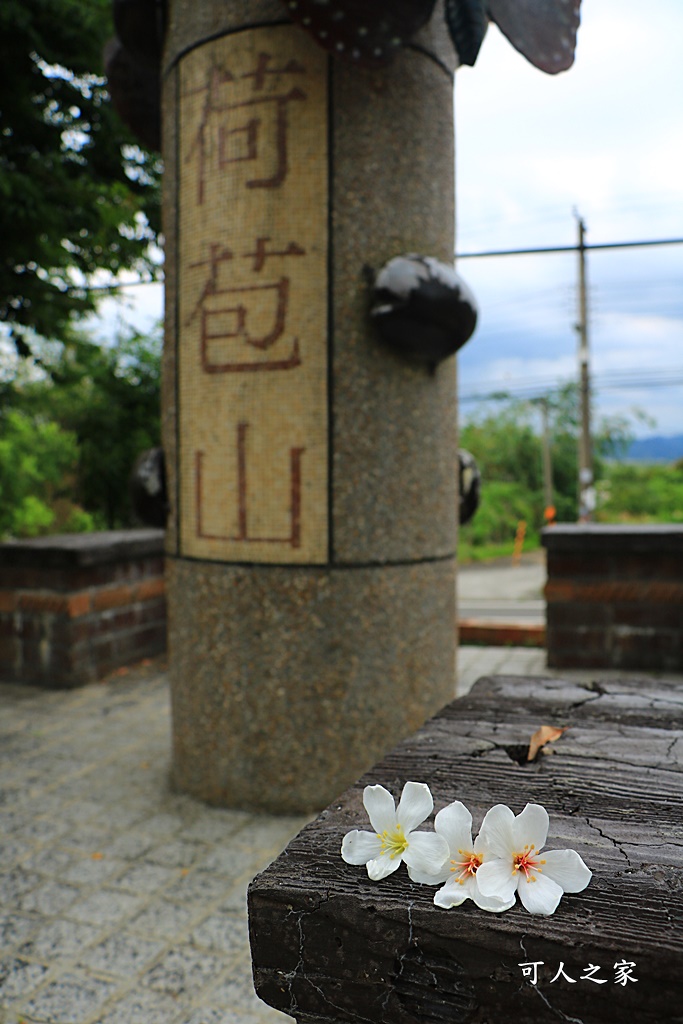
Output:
(341, 782), (449, 882)
(476, 803), (592, 915)
(408, 801), (516, 912)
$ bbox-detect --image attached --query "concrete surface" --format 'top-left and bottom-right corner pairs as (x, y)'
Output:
(457, 551), (545, 623)
(2, 551), (682, 1024)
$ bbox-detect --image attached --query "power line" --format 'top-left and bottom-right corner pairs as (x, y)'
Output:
(456, 236), (683, 260)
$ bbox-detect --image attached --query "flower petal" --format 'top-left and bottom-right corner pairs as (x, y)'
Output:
(404, 831), (450, 879)
(472, 883), (517, 913)
(475, 857), (517, 903)
(513, 803), (549, 852)
(405, 860), (450, 886)
(434, 801), (474, 856)
(517, 870), (564, 915)
(478, 804), (516, 859)
(367, 852), (402, 881)
(363, 784), (397, 834)
(396, 781), (434, 833)
(434, 876), (472, 908)
(341, 829), (383, 865)
(541, 849), (592, 893)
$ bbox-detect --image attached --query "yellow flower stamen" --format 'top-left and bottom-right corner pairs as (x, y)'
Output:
(449, 849), (482, 885)
(512, 845), (546, 882)
(377, 824), (409, 860)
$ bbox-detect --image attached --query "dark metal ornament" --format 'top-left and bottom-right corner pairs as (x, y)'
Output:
(280, 0), (437, 67)
(486, 0), (581, 74)
(129, 447), (168, 528)
(444, 0), (488, 67)
(371, 255), (478, 365)
(458, 448), (481, 525)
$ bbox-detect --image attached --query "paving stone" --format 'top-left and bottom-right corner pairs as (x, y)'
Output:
(165, 869), (234, 905)
(18, 879), (82, 916)
(18, 918), (100, 962)
(21, 971), (118, 1024)
(13, 814), (70, 844)
(0, 868), (41, 903)
(0, 956), (49, 1007)
(79, 933), (165, 978)
(190, 911), (250, 959)
(106, 830), (158, 860)
(218, 885), (249, 917)
(56, 821), (112, 853)
(146, 839), (206, 868)
(128, 899), (198, 941)
(0, 840), (25, 870)
(208, 964), (271, 1015)
(113, 861), (179, 894)
(0, 914), (38, 953)
(181, 811), (252, 844)
(57, 799), (110, 824)
(94, 985), (181, 1024)
(21, 847), (78, 879)
(195, 844), (275, 879)
(142, 946), (226, 998)
(67, 889), (147, 928)
(60, 853), (127, 885)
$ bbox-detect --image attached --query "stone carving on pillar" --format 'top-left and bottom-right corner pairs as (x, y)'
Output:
(105, 0), (582, 814)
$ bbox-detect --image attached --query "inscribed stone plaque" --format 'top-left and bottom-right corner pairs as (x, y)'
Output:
(178, 27), (328, 563)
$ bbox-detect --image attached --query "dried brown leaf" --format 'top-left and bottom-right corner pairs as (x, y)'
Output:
(527, 725), (567, 762)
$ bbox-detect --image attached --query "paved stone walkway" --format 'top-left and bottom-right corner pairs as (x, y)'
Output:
(2, 649), (681, 1024)
(0, 662), (307, 1024)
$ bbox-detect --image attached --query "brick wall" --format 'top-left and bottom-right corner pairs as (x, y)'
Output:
(543, 524), (683, 671)
(0, 530), (166, 688)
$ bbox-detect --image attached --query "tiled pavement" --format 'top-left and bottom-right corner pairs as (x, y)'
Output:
(0, 662), (308, 1024)
(2, 647), (682, 1024)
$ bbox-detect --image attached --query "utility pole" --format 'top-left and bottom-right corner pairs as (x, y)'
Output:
(540, 397), (555, 526)
(575, 211), (594, 522)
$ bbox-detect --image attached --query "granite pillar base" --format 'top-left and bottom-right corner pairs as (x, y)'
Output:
(167, 557), (456, 813)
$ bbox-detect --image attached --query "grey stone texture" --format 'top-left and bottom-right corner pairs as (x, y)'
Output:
(167, 558), (457, 812)
(1, 636), (679, 1023)
(162, 3), (461, 812)
(0, 661), (306, 1024)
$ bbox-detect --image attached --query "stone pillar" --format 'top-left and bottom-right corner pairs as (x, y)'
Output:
(161, 1), (459, 813)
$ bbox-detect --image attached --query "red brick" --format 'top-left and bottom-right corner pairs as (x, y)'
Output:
(546, 626), (608, 653)
(136, 577), (166, 602)
(92, 585), (134, 612)
(458, 620), (545, 648)
(66, 592), (91, 618)
(18, 592), (69, 615)
(545, 579), (683, 605)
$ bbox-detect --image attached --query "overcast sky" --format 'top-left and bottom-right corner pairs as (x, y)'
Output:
(96, 0), (683, 440)
(454, 0), (683, 439)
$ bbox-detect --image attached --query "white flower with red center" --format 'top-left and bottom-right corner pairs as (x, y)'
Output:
(408, 801), (516, 912)
(476, 803), (592, 915)
(341, 782), (449, 882)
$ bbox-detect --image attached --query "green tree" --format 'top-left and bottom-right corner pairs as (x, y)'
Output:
(459, 385), (642, 551)
(0, 408), (94, 538)
(0, 0), (161, 354)
(2, 325), (162, 529)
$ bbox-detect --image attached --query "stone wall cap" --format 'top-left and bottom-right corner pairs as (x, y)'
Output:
(0, 529), (165, 568)
(542, 522), (683, 552)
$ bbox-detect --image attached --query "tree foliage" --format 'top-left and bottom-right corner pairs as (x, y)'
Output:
(0, 0), (161, 353)
(0, 326), (162, 535)
(459, 385), (642, 551)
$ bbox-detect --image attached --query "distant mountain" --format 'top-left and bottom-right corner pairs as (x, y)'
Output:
(624, 435), (683, 463)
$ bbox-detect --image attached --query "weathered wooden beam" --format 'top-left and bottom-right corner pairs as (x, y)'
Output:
(249, 675), (683, 1024)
